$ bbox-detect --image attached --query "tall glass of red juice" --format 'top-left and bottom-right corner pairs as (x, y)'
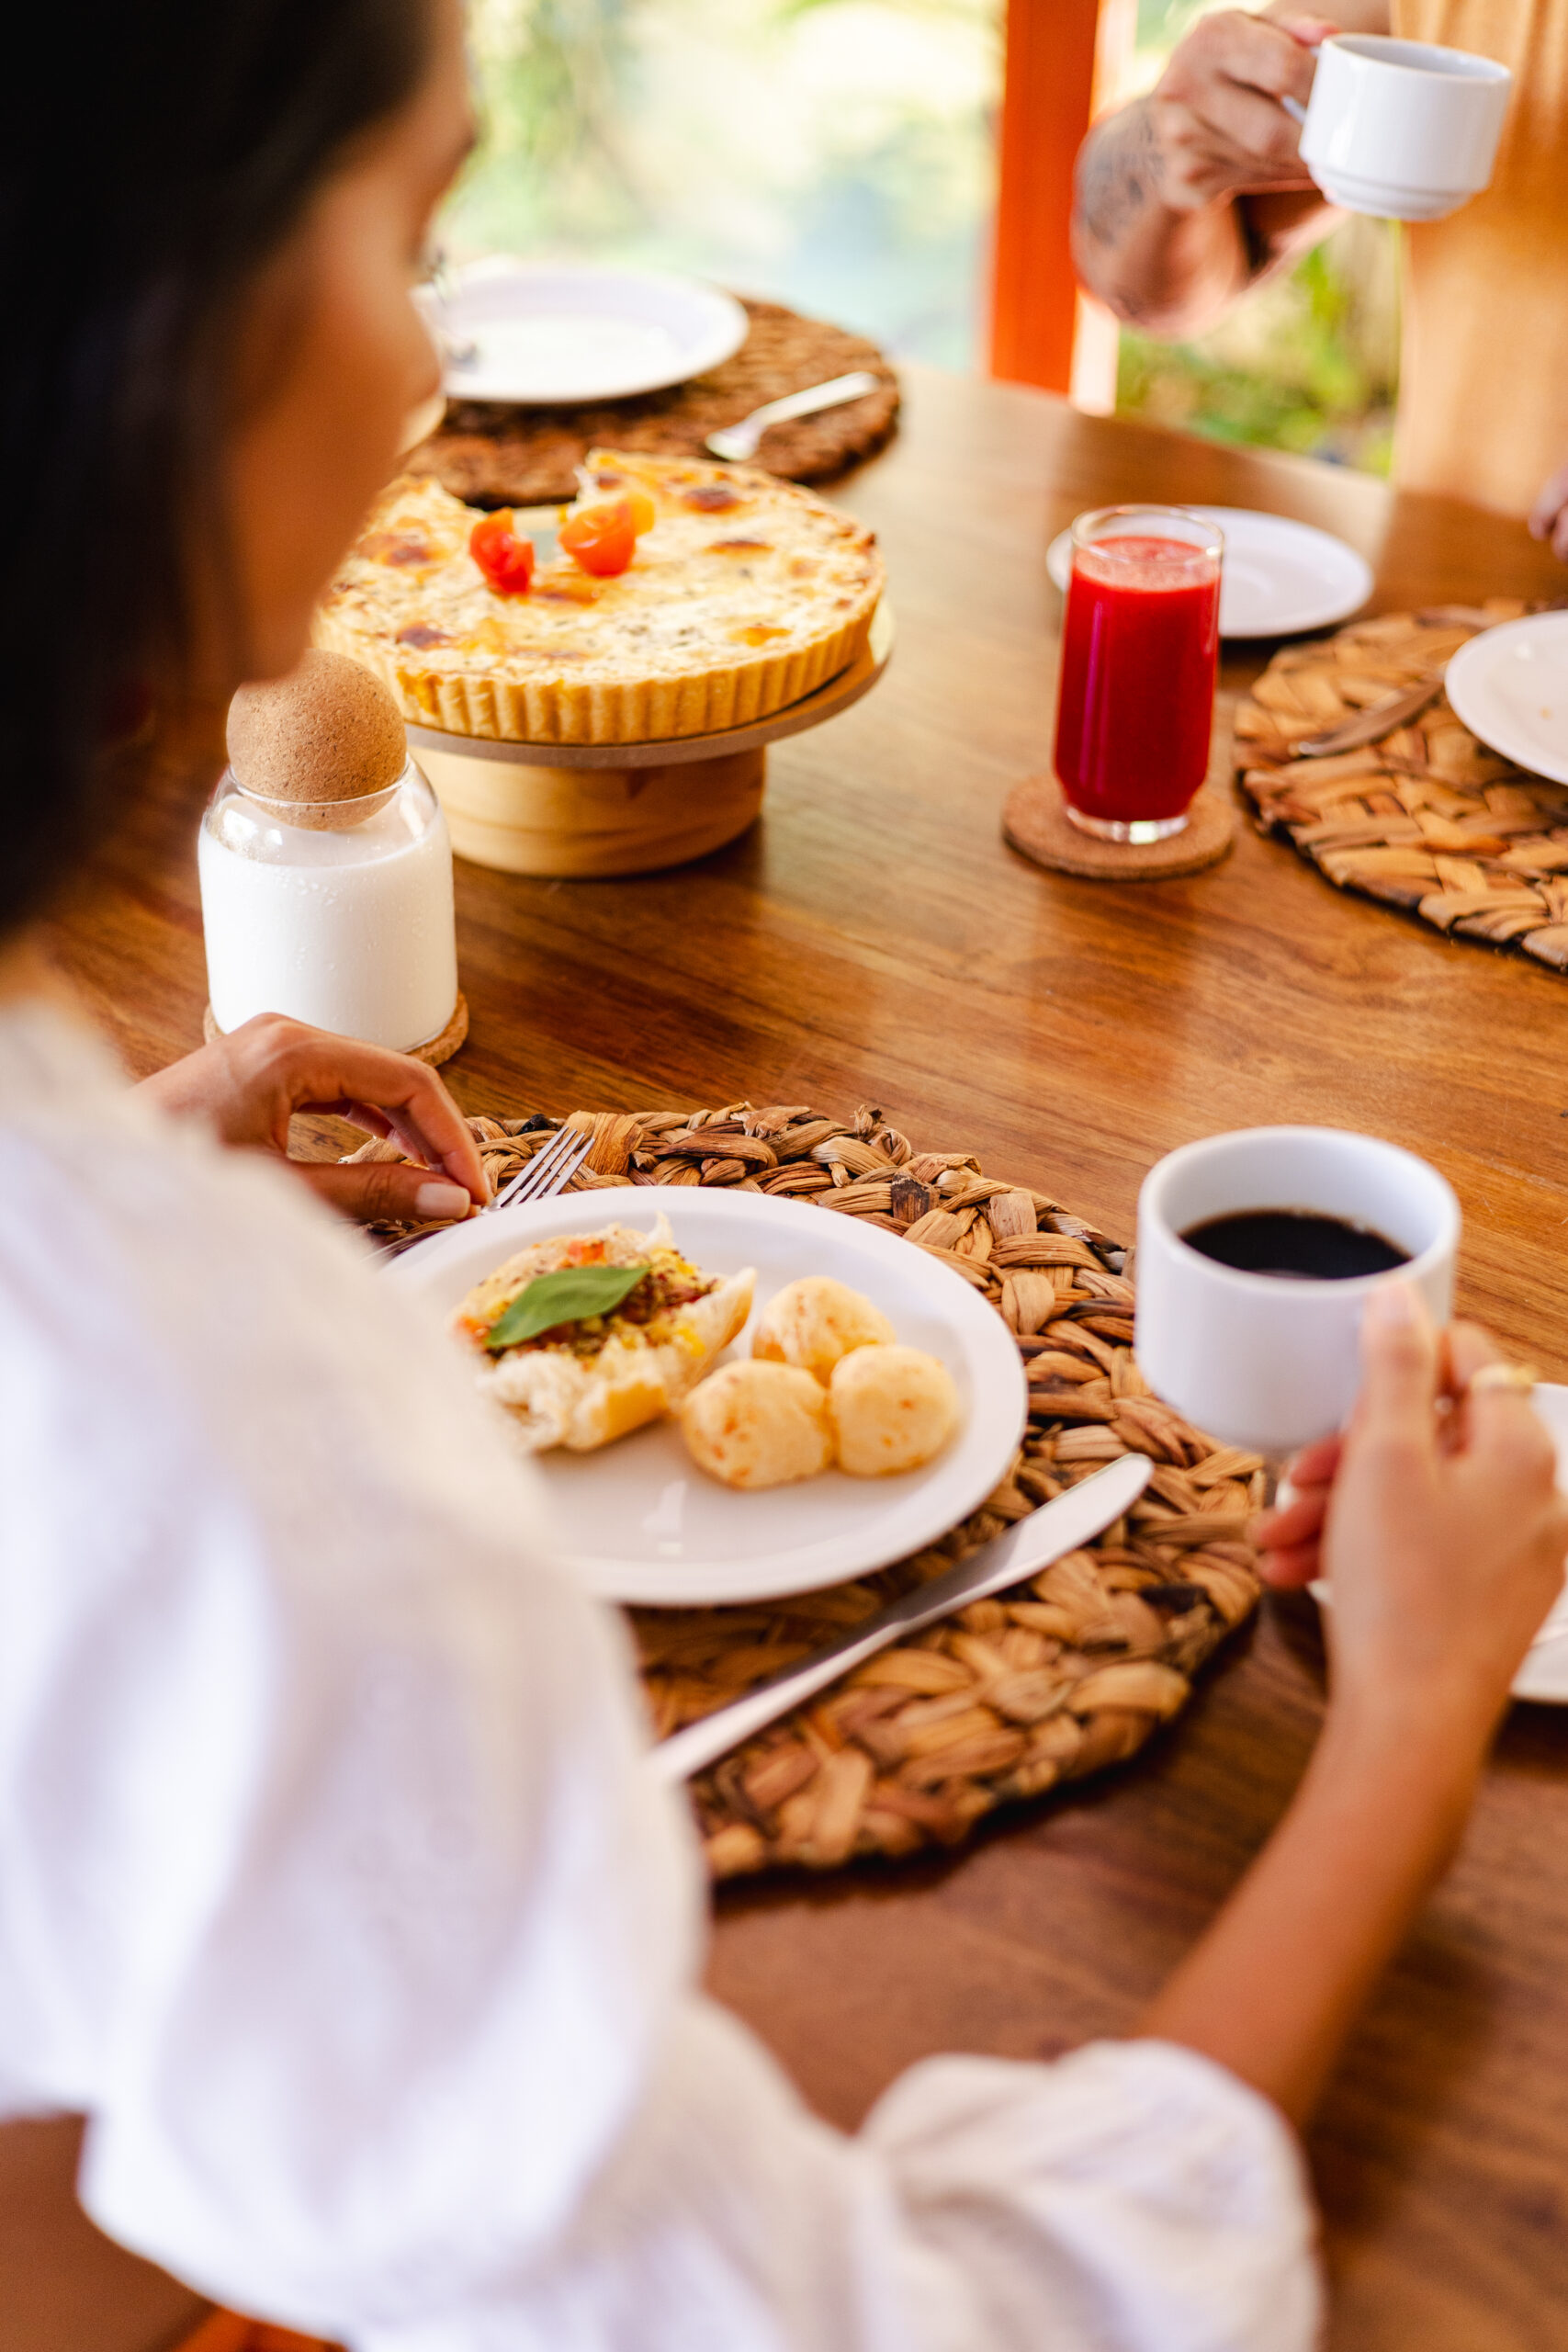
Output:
(1054, 506), (1223, 842)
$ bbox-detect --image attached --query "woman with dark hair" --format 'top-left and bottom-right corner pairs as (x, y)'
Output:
(3, 5), (1565, 2348)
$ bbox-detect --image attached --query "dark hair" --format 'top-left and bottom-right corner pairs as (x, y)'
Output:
(0, 0), (432, 933)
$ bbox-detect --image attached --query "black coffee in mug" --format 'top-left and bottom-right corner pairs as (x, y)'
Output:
(1181, 1207), (1411, 1282)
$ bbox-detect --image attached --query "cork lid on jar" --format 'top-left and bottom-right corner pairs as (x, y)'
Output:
(227, 650), (407, 825)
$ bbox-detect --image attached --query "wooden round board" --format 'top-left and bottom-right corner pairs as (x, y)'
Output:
(346, 1098), (1264, 1879)
(1235, 600), (1568, 972)
(407, 298), (899, 506)
(404, 603), (895, 877)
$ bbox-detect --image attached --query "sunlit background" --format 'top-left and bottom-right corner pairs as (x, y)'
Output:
(443, 0), (1398, 469)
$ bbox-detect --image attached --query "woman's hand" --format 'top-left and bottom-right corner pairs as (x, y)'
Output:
(1529, 458), (1568, 563)
(136, 1013), (490, 1226)
(1256, 1287), (1568, 1747)
(1145, 1283), (1566, 2128)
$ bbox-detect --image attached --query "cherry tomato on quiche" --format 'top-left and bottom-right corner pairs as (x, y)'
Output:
(468, 510), (536, 595)
(584, 473), (657, 537)
(558, 498), (637, 578)
(622, 484), (657, 537)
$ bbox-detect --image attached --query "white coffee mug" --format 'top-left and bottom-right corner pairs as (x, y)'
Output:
(1134, 1125), (1460, 1454)
(1292, 34), (1512, 221)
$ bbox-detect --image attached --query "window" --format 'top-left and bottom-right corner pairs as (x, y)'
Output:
(446, 0), (1002, 370)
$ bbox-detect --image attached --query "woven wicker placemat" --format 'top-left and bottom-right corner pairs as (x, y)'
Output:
(405, 298), (900, 507)
(1235, 599), (1568, 969)
(351, 1102), (1262, 1877)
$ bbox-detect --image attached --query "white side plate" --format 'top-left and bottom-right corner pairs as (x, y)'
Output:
(1444, 612), (1568, 787)
(389, 1185), (1028, 1606)
(1314, 1379), (1568, 1702)
(418, 259), (750, 404)
(1046, 505), (1373, 640)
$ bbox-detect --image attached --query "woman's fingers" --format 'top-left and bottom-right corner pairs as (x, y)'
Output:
(277, 1033), (490, 1204)
(295, 1159), (475, 1227)
(1529, 461), (1568, 541)
(1286, 1432), (1343, 1492)
(1442, 1322), (1556, 1501)
(1255, 1481), (1329, 1552)
(1257, 1537), (1324, 1590)
(1354, 1281), (1438, 1443)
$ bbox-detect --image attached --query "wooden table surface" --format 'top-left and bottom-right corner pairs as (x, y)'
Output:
(51, 365), (1568, 2348)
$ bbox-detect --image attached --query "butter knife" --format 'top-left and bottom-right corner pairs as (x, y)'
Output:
(650, 1450), (1153, 1782)
(1294, 673), (1446, 758)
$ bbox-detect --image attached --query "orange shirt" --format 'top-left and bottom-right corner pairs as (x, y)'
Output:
(1391, 0), (1568, 511)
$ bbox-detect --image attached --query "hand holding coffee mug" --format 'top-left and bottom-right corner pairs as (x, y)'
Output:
(1283, 34), (1512, 221)
(1134, 1126), (1460, 1456)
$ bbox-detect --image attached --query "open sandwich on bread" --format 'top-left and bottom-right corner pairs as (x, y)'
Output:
(453, 1214), (754, 1453)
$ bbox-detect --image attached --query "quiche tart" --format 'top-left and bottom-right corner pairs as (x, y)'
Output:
(315, 448), (884, 746)
(453, 1216), (755, 1454)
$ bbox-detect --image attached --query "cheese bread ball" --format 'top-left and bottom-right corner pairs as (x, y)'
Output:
(680, 1360), (833, 1490)
(829, 1344), (960, 1477)
(751, 1275), (896, 1385)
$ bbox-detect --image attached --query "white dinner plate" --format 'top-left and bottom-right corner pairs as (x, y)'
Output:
(1313, 1379), (1568, 1702)
(389, 1184), (1028, 1606)
(417, 259), (750, 404)
(1045, 505), (1373, 639)
(1443, 612), (1568, 786)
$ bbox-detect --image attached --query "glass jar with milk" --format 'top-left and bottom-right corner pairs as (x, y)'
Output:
(199, 650), (460, 1055)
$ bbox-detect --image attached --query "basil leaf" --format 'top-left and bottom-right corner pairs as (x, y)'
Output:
(483, 1261), (650, 1352)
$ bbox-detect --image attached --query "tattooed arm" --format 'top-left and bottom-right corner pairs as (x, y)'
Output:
(1072, 4), (1388, 337)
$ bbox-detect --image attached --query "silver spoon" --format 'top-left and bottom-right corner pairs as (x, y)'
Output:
(705, 369), (882, 462)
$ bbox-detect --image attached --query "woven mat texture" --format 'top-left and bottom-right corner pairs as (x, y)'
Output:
(1236, 600), (1568, 968)
(353, 1103), (1262, 1877)
(407, 298), (899, 509)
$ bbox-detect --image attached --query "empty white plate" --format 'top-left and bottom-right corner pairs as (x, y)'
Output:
(417, 259), (749, 404)
(1314, 1379), (1568, 1702)
(1046, 505), (1373, 639)
(1444, 612), (1568, 786)
(389, 1185), (1028, 1606)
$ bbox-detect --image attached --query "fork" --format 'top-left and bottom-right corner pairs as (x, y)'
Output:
(372, 1124), (596, 1261)
(705, 370), (881, 462)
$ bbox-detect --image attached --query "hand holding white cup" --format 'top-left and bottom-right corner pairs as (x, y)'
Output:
(1134, 1125), (1460, 1457)
(1285, 33), (1512, 221)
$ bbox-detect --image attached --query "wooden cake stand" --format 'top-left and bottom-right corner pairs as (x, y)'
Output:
(406, 601), (894, 879)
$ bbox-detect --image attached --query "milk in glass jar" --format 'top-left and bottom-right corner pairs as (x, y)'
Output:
(199, 650), (459, 1053)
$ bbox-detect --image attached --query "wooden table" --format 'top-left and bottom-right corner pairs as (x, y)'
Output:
(53, 366), (1568, 2349)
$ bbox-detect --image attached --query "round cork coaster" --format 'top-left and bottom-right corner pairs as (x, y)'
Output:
(1003, 776), (1235, 881)
(203, 990), (469, 1068)
(407, 298), (899, 506)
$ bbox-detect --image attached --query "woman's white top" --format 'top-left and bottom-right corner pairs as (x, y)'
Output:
(0, 998), (1321, 2352)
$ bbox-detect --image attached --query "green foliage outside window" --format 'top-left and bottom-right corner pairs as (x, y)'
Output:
(445, 0), (1000, 369)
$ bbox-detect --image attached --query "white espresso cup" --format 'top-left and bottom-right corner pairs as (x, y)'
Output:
(1134, 1126), (1460, 1454)
(1293, 34), (1512, 221)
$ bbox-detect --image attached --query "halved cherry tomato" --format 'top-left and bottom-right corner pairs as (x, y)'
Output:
(468, 510), (536, 595)
(584, 472), (657, 535)
(623, 485), (657, 537)
(559, 498), (637, 578)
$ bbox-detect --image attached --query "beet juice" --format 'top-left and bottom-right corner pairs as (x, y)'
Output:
(1054, 510), (1222, 840)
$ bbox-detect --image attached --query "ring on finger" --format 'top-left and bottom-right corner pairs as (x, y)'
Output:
(1467, 1362), (1538, 1396)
